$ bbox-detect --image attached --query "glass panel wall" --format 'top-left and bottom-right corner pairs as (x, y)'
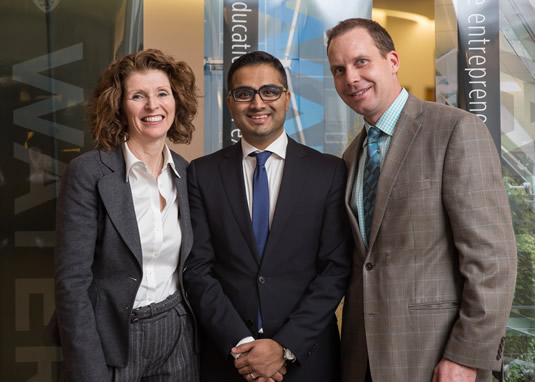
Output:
(0, 1), (142, 380)
(436, 0), (535, 378)
(203, 0), (371, 156)
(499, 0), (535, 379)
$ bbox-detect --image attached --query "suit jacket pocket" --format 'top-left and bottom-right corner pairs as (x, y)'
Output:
(408, 300), (459, 311)
(392, 179), (432, 199)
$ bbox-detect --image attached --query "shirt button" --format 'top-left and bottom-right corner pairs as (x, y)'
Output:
(365, 263), (375, 271)
(258, 276), (265, 284)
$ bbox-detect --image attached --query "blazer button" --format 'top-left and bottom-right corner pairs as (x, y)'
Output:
(365, 263), (375, 271)
(258, 276), (266, 284)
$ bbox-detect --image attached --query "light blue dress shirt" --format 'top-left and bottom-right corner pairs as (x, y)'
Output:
(350, 88), (408, 248)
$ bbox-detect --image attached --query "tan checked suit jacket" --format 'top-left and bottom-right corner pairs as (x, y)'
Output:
(340, 94), (517, 382)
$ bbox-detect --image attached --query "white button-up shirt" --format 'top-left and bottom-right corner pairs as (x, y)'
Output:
(122, 142), (182, 309)
(233, 132), (287, 352)
(241, 132), (287, 226)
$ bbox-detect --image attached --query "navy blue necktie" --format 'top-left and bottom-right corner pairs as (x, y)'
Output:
(363, 126), (381, 242)
(249, 151), (272, 257)
(249, 151), (271, 331)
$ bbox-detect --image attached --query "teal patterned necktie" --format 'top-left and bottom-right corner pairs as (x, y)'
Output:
(363, 126), (381, 241)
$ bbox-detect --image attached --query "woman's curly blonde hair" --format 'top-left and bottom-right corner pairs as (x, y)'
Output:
(87, 49), (199, 150)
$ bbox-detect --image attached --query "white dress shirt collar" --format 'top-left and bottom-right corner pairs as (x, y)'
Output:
(241, 132), (288, 159)
(123, 141), (180, 182)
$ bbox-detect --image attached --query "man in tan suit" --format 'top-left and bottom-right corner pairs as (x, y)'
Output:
(327, 18), (517, 381)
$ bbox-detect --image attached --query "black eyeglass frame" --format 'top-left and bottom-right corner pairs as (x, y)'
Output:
(228, 85), (288, 102)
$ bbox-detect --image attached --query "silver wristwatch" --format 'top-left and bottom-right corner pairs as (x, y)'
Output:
(283, 347), (296, 363)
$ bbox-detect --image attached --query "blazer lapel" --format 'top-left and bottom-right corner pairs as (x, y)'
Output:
(263, 137), (308, 259)
(343, 130), (367, 258)
(97, 148), (143, 267)
(170, 153), (193, 267)
(367, 95), (423, 249)
(219, 143), (260, 263)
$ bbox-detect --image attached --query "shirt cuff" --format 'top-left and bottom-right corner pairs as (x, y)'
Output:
(231, 336), (255, 359)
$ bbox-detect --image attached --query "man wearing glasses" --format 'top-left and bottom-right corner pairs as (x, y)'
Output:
(184, 51), (351, 382)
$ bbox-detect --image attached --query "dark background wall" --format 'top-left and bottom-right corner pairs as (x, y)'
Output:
(0, 1), (142, 380)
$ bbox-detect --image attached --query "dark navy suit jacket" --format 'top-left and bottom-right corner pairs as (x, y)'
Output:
(184, 137), (352, 381)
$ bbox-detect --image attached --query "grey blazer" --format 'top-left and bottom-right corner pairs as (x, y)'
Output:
(340, 94), (517, 382)
(48, 147), (194, 382)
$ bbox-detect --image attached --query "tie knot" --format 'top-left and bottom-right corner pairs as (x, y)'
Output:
(250, 151), (272, 167)
(367, 126), (381, 142)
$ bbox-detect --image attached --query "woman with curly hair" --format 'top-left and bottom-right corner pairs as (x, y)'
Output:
(49, 49), (200, 381)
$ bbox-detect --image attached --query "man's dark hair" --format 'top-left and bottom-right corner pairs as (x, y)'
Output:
(326, 18), (396, 57)
(227, 51), (288, 90)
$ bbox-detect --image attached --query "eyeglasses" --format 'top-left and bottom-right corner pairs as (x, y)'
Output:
(229, 85), (287, 102)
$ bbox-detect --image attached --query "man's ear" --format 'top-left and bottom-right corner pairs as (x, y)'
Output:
(285, 91), (291, 112)
(387, 50), (400, 74)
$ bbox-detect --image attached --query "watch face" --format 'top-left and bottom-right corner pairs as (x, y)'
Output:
(284, 348), (295, 361)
